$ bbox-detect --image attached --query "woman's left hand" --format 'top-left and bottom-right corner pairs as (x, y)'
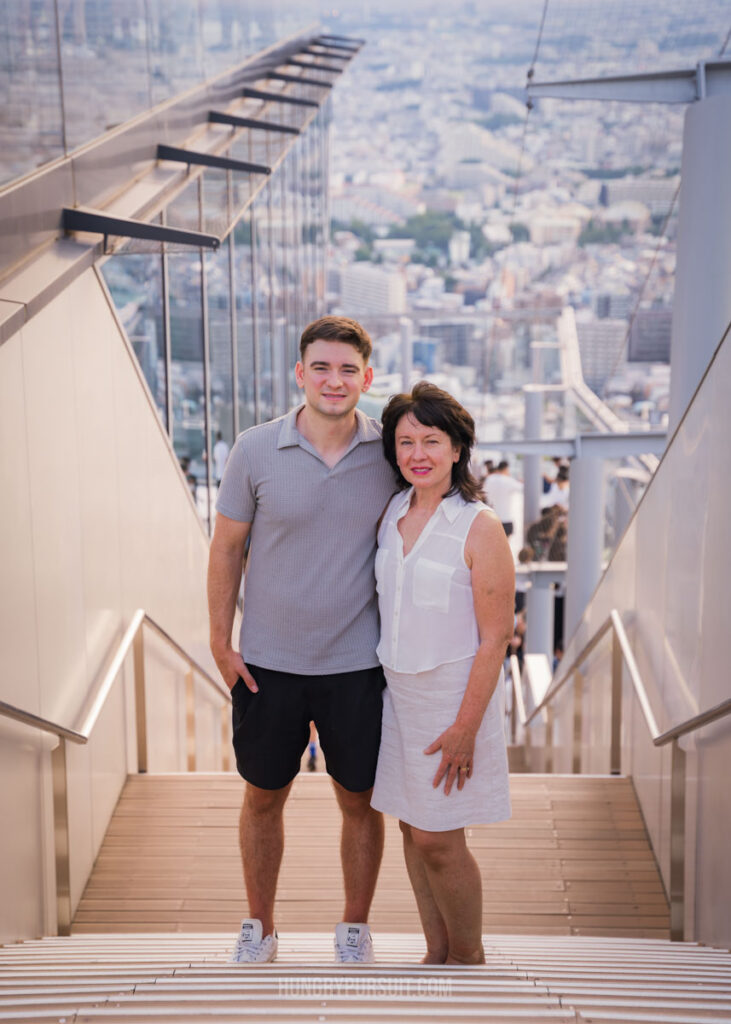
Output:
(424, 723), (476, 795)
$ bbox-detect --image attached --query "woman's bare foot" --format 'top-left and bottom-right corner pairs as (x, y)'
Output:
(421, 950), (448, 964)
(445, 945), (485, 965)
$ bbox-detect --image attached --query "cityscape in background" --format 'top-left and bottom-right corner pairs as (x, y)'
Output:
(3, 0), (729, 553)
(314, 0), (727, 445)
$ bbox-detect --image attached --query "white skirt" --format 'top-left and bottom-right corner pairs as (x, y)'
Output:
(371, 657), (511, 832)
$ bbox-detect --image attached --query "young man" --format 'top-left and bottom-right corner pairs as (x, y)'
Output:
(207, 316), (396, 964)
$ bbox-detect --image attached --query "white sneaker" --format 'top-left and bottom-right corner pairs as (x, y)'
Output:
(334, 922), (374, 963)
(229, 918), (278, 963)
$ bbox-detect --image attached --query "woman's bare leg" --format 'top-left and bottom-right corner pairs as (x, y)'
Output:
(408, 826), (485, 965)
(400, 821), (448, 963)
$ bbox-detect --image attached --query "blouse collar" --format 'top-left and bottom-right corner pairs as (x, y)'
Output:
(395, 487), (467, 524)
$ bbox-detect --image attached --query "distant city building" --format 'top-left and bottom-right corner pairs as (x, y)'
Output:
(330, 195), (403, 227)
(372, 238), (416, 262)
(529, 216), (583, 246)
(330, 184), (424, 226)
(576, 317), (628, 394)
(606, 178), (679, 217)
(341, 264), (407, 316)
(601, 201), (651, 233)
(412, 338), (440, 373)
(448, 230), (471, 265)
(420, 320), (475, 366)
(628, 309), (672, 363)
(595, 291), (633, 320)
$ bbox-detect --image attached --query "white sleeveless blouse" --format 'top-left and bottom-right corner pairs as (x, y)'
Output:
(375, 489), (487, 673)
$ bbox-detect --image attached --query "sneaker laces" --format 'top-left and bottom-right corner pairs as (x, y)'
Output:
(334, 925), (373, 963)
(336, 942), (371, 963)
(230, 929), (277, 963)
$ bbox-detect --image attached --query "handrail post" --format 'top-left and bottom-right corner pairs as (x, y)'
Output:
(572, 669), (583, 774)
(545, 705), (554, 773)
(610, 629), (623, 774)
(669, 739), (686, 941)
(50, 738), (71, 936)
(133, 626), (148, 773)
(185, 670), (196, 772)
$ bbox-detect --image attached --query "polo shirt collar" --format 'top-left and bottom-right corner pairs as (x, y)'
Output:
(277, 406), (304, 449)
(276, 405), (381, 451)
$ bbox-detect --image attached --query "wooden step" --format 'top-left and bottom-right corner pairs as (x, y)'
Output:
(72, 773), (670, 938)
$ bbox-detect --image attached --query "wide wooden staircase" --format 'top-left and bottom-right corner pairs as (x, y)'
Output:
(2, 773), (730, 1022)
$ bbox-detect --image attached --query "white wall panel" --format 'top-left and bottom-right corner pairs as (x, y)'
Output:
(21, 298), (88, 726)
(0, 724), (47, 944)
(70, 283), (124, 702)
(65, 739), (94, 911)
(0, 267), (218, 940)
(0, 331), (40, 709)
(558, 329), (731, 947)
(88, 680), (128, 853)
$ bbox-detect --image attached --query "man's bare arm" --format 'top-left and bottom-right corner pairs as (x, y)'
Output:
(207, 513), (258, 692)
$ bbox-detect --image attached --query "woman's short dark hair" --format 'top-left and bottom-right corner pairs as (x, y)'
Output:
(381, 382), (484, 503)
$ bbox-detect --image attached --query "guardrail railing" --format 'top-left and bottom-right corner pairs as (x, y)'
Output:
(0, 610), (230, 936)
(509, 608), (731, 941)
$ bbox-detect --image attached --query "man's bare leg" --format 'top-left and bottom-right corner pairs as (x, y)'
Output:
(409, 826), (485, 965)
(399, 821), (449, 963)
(239, 780), (293, 936)
(331, 781), (384, 922)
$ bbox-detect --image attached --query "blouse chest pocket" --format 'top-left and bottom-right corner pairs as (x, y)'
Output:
(412, 557), (455, 613)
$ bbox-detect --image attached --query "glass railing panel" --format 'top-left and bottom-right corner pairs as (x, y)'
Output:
(0, 0), (65, 186)
(100, 251), (167, 428)
(252, 183), (274, 423)
(206, 236), (235, 464)
(233, 214), (256, 432)
(146, 0), (205, 108)
(59, 0), (151, 152)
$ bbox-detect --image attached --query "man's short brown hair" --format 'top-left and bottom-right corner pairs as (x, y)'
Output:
(299, 316), (372, 363)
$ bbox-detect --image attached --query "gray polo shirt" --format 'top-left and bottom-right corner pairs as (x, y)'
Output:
(216, 406), (397, 674)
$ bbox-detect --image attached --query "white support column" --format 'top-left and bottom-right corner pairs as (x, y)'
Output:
(565, 455), (605, 639)
(669, 95), (731, 432)
(611, 468), (645, 546)
(523, 385), (543, 534)
(525, 576), (554, 660)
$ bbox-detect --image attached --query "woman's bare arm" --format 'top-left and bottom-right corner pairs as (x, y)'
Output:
(424, 509), (515, 795)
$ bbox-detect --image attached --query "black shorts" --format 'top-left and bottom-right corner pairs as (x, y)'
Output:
(231, 663), (386, 792)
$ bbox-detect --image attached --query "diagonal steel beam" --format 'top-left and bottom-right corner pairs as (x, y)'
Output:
(267, 71), (333, 88)
(477, 431), (667, 459)
(208, 111), (300, 135)
(527, 60), (731, 105)
(316, 34), (364, 46)
(157, 144), (270, 175)
(242, 87), (319, 108)
(62, 207), (220, 249)
(313, 42), (361, 53)
(286, 58), (344, 74)
(302, 46), (349, 60)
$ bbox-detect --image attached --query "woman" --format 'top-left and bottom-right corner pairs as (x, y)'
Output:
(371, 382), (515, 965)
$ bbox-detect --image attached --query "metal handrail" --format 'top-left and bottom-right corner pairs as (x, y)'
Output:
(0, 700), (85, 744)
(509, 655), (529, 737)
(0, 610), (231, 937)
(509, 654), (554, 770)
(515, 605), (731, 942)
